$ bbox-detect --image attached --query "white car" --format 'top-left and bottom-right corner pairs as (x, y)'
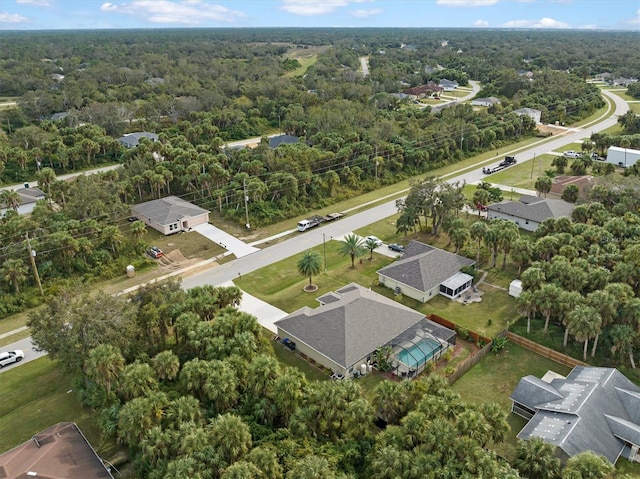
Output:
(563, 150), (581, 159)
(364, 236), (383, 247)
(0, 350), (24, 368)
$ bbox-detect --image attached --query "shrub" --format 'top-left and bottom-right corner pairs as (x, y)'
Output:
(491, 335), (508, 353)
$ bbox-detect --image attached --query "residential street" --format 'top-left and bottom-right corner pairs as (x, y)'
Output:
(1, 87), (629, 365)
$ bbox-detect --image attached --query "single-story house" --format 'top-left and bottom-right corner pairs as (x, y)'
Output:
(131, 196), (210, 235)
(402, 83), (443, 98)
(549, 175), (593, 197)
(377, 241), (475, 303)
(511, 366), (640, 465)
(0, 422), (114, 478)
(275, 283), (455, 378)
(487, 195), (575, 232)
(50, 111), (69, 121)
(269, 134), (299, 148)
(611, 77), (637, 87)
(514, 107), (542, 124)
(438, 79), (458, 91)
(605, 146), (640, 168)
(517, 69), (534, 79)
(471, 97), (501, 107)
(0, 186), (46, 216)
(118, 132), (158, 149)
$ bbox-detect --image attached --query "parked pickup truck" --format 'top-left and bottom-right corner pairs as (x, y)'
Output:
(482, 156), (517, 174)
(297, 212), (344, 232)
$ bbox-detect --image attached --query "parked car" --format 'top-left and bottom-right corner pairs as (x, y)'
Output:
(388, 243), (404, 253)
(146, 246), (163, 258)
(563, 150), (581, 159)
(127, 216), (138, 222)
(365, 235), (383, 247)
(0, 350), (24, 368)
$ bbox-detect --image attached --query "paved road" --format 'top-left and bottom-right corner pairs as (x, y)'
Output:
(0, 337), (46, 374)
(183, 88), (628, 289)
(2, 88), (629, 364)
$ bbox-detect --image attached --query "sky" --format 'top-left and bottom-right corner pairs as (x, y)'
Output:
(1, 0), (639, 31)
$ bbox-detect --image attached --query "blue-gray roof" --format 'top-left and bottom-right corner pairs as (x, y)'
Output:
(513, 367), (640, 464)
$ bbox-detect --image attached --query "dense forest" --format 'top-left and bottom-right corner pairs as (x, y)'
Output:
(2, 27), (639, 479)
(1, 28), (639, 313)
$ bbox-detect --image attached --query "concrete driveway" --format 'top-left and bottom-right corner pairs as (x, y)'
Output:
(220, 282), (288, 333)
(193, 223), (259, 258)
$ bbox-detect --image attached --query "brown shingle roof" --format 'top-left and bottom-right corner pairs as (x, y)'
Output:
(0, 422), (113, 479)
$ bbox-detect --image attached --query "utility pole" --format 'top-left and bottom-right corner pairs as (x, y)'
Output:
(460, 125), (464, 150)
(530, 153), (535, 179)
(323, 233), (327, 273)
(25, 232), (44, 297)
(243, 178), (250, 229)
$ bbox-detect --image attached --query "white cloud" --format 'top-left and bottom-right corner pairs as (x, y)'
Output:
(628, 8), (640, 25)
(0, 12), (29, 23)
(474, 19), (489, 27)
(280, 0), (371, 16)
(351, 8), (382, 18)
(16, 0), (51, 6)
(100, 0), (246, 25)
(502, 17), (569, 28)
(436, 0), (498, 6)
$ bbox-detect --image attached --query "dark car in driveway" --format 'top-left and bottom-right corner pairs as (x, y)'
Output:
(388, 243), (404, 253)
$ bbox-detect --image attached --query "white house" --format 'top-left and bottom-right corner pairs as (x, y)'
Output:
(514, 107), (542, 124)
(131, 196), (210, 235)
(471, 97), (501, 107)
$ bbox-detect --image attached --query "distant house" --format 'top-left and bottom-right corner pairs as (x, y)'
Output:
(611, 77), (637, 87)
(594, 72), (613, 82)
(511, 366), (640, 465)
(0, 186), (46, 216)
(50, 111), (69, 121)
(402, 83), (443, 98)
(487, 195), (575, 232)
(275, 283), (455, 378)
(514, 107), (542, 123)
(516, 69), (534, 79)
(131, 196), (209, 235)
(471, 97), (501, 107)
(268, 134), (299, 148)
(118, 132), (158, 149)
(438, 79), (458, 91)
(50, 73), (65, 82)
(377, 241), (475, 303)
(0, 422), (113, 478)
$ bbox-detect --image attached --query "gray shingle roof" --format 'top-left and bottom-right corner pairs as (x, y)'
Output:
(513, 367), (640, 464)
(377, 241), (474, 293)
(487, 197), (574, 223)
(274, 283), (426, 369)
(131, 196), (209, 226)
(118, 131), (158, 148)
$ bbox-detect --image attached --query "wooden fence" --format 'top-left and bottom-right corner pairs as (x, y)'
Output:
(506, 332), (588, 368)
(447, 341), (493, 385)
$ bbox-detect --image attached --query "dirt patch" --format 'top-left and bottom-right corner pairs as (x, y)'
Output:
(536, 124), (567, 135)
(157, 249), (202, 271)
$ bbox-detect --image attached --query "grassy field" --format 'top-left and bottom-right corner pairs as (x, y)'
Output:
(0, 358), (119, 458)
(486, 154), (556, 190)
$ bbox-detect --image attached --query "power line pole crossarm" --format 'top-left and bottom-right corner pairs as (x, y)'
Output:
(25, 232), (44, 297)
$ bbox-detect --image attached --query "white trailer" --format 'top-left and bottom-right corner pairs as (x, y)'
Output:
(606, 146), (640, 168)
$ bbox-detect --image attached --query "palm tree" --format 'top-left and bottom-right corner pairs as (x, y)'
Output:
(516, 291), (536, 334)
(100, 225), (124, 254)
(210, 414), (252, 465)
(484, 223), (501, 268)
(297, 250), (322, 290)
(165, 395), (202, 427)
(510, 238), (533, 277)
(84, 344), (125, 398)
(610, 324), (637, 369)
(337, 233), (366, 268)
(533, 283), (562, 332)
(480, 402), (510, 445)
(364, 237), (380, 259)
(562, 451), (613, 479)
(0, 189), (21, 212)
(373, 380), (408, 425)
(567, 305), (600, 361)
(513, 437), (561, 479)
(117, 362), (159, 401)
(498, 221), (519, 269)
(470, 221), (487, 265)
(130, 220), (147, 243)
(534, 176), (552, 198)
(245, 446), (283, 479)
(450, 226), (469, 254)
(151, 350), (181, 381)
(36, 167), (57, 203)
(1, 258), (28, 293)
(368, 445), (409, 479)
(472, 188), (490, 214)
(220, 461), (262, 479)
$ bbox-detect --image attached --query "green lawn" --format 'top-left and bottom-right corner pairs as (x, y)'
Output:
(0, 358), (119, 458)
(487, 154), (556, 190)
(452, 342), (572, 461)
(271, 340), (330, 382)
